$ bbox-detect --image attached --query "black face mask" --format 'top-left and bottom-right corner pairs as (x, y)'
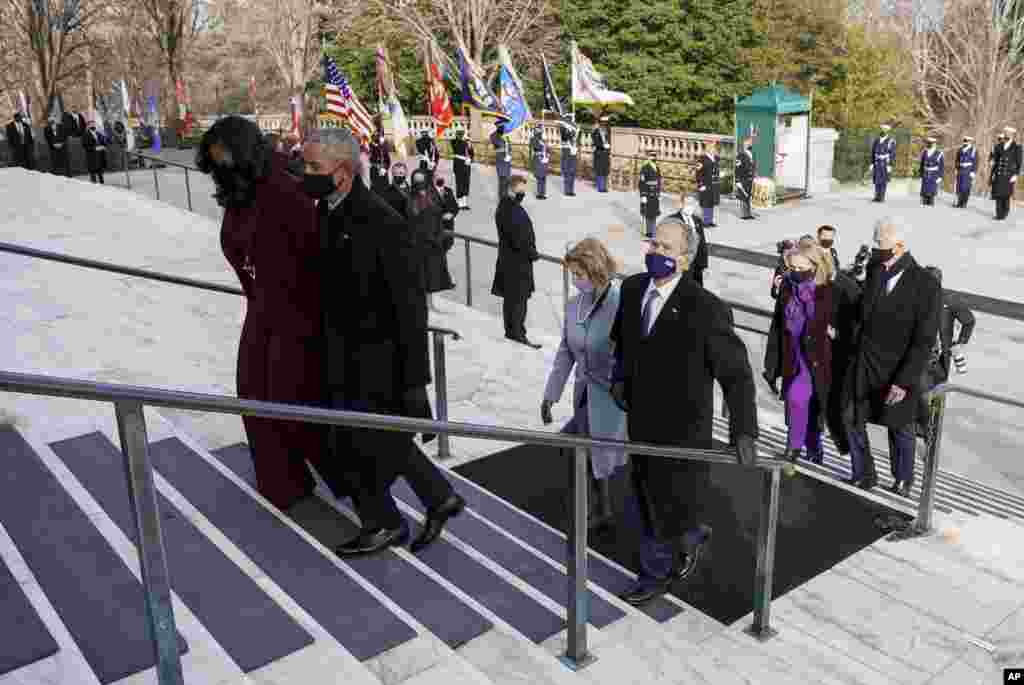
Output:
(392, 175), (407, 187)
(514, 192), (525, 204)
(819, 239), (834, 248)
(790, 270), (814, 282)
(870, 247), (895, 263)
(302, 164), (339, 199)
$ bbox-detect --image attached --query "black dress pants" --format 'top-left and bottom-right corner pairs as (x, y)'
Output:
(502, 293), (529, 340)
(996, 197), (1011, 219)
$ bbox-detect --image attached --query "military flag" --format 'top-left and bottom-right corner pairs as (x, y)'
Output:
(322, 55), (374, 147)
(288, 95), (303, 141)
(456, 47), (508, 121)
(377, 44), (410, 155)
(496, 45), (530, 131)
(570, 41), (634, 111)
(425, 41), (454, 137)
(540, 53), (564, 118)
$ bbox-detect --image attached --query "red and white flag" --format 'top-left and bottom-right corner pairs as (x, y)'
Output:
(322, 56), (374, 146)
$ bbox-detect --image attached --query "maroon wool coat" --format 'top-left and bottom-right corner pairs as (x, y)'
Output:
(220, 158), (326, 509)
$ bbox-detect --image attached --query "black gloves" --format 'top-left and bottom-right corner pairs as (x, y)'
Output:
(402, 386), (436, 443)
(540, 400), (554, 425)
(761, 371), (780, 399)
(610, 381), (629, 412)
(734, 434), (758, 467)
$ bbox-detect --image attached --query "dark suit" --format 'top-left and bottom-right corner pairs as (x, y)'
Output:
(842, 254), (941, 484)
(736, 149), (755, 218)
(380, 183), (409, 218)
(62, 112), (82, 138)
(611, 272), (757, 585)
(82, 128), (108, 183)
(991, 140), (1022, 220)
(491, 196), (539, 340)
(44, 122), (70, 176)
(5, 120), (35, 169)
(318, 176), (452, 530)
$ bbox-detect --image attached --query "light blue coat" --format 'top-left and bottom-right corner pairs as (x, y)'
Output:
(543, 282), (628, 479)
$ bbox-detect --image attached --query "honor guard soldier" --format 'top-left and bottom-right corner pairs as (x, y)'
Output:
(530, 124), (549, 199)
(591, 116), (611, 192)
(919, 137), (944, 206)
(735, 137), (756, 220)
(870, 124), (896, 202)
(369, 128), (391, 192)
(991, 125), (1021, 220)
(491, 121), (513, 199)
(639, 149), (662, 237)
(954, 136), (977, 208)
(416, 129), (439, 180)
(451, 129), (475, 210)
(559, 113), (580, 196)
(697, 140), (720, 227)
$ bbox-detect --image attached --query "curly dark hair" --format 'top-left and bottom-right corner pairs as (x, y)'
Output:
(196, 116), (273, 208)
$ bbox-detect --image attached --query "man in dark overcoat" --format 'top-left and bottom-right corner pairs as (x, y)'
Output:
(870, 124), (896, 202)
(451, 129), (474, 209)
(735, 137), (755, 220)
(302, 127), (464, 556)
(591, 115), (611, 192)
(639, 150), (661, 238)
(61, 110), (81, 138)
(491, 122), (513, 200)
(44, 117), (70, 176)
(609, 215), (759, 606)
(696, 140), (720, 227)
(82, 120), (108, 183)
(5, 112), (35, 170)
(918, 137), (944, 206)
(954, 136), (977, 208)
(368, 128), (391, 193)
(991, 125), (1022, 220)
(380, 162), (410, 217)
(492, 175), (541, 349)
(841, 217), (941, 495)
(529, 125), (549, 199)
(559, 114), (580, 196)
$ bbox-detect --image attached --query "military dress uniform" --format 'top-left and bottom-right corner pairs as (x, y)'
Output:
(491, 126), (513, 199)
(559, 117), (580, 196)
(591, 122), (611, 192)
(954, 140), (977, 208)
(918, 141), (944, 206)
(991, 130), (1022, 220)
(451, 133), (475, 209)
(735, 146), (755, 219)
(870, 131), (896, 202)
(369, 135), (391, 192)
(530, 129), (549, 199)
(638, 158), (661, 237)
(416, 132), (439, 181)
(697, 151), (720, 226)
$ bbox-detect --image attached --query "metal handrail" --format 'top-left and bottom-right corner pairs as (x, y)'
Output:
(0, 368), (784, 681)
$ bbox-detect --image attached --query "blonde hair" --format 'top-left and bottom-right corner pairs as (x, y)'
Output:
(800, 245), (834, 285)
(564, 238), (617, 288)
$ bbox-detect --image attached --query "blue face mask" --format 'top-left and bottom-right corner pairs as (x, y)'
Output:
(645, 252), (677, 279)
(574, 277), (594, 293)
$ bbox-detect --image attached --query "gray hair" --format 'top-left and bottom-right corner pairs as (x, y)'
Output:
(306, 127), (363, 171)
(874, 215), (908, 245)
(655, 215), (700, 267)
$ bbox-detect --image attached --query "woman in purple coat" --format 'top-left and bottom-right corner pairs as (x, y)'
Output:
(764, 245), (836, 464)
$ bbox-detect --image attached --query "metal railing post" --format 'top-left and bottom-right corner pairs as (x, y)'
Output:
(153, 165), (161, 201)
(746, 466), (780, 641)
(562, 262), (570, 312)
(432, 330), (450, 460)
(184, 167), (192, 212)
(914, 392), (946, 534)
(464, 238), (473, 307)
(561, 445), (595, 670)
(114, 400), (184, 685)
(124, 149), (131, 189)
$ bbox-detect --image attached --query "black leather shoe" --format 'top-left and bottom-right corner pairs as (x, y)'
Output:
(898, 482), (913, 498)
(675, 525), (711, 580)
(784, 449), (801, 463)
(336, 525), (409, 557)
(858, 475), (878, 491)
(888, 481), (902, 494)
(516, 337), (542, 349)
(410, 493), (466, 553)
(620, 580), (671, 606)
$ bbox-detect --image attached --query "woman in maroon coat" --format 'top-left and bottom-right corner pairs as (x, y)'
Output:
(197, 116), (324, 510)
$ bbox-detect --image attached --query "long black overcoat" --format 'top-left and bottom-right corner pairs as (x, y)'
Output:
(491, 197), (538, 299)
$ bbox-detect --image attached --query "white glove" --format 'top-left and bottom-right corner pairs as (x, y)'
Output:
(640, 197), (647, 204)
(952, 345), (967, 374)
(699, 186), (706, 191)
(442, 213), (454, 220)
(971, 172), (975, 179)
(887, 166), (892, 174)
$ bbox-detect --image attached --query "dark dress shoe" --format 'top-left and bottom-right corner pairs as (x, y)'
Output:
(410, 493), (466, 553)
(858, 475), (878, 491)
(898, 482), (913, 498)
(784, 449), (801, 463)
(675, 525), (711, 580)
(336, 525), (409, 557)
(620, 580), (671, 606)
(566, 192), (576, 196)
(515, 337), (542, 349)
(888, 481), (902, 494)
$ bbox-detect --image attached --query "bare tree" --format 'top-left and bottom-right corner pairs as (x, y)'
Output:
(911, 0), (1024, 190)
(135, 0), (213, 120)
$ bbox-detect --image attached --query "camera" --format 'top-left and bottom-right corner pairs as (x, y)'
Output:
(844, 244), (871, 279)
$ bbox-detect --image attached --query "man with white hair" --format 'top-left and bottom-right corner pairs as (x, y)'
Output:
(840, 216), (940, 496)
(609, 215), (758, 605)
(302, 127), (465, 556)
(990, 125), (1021, 220)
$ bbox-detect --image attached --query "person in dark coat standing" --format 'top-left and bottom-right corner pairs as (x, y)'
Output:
(416, 130), (439, 181)
(954, 136), (977, 208)
(559, 114), (580, 196)
(529, 125), (549, 199)
(5, 112), (35, 170)
(918, 137), (944, 206)
(493, 175), (541, 348)
(763, 246), (835, 464)
(840, 217), (941, 495)
(591, 116), (611, 192)
(380, 162), (410, 217)
(82, 120), (108, 184)
(61, 111), (81, 138)
(696, 141), (720, 227)
(609, 215), (759, 606)
(369, 129), (391, 193)
(677, 196), (709, 287)
(451, 130), (474, 210)
(301, 126), (465, 556)
(197, 116), (326, 512)
(870, 124), (896, 202)
(816, 225), (841, 272)
(407, 169), (456, 311)
(735, 137), (756, 220)
(639, 150), (661, 238)
(491, 122), (513, 200)
(991, 125), (1021, 220)
(44, 117), (70, 176)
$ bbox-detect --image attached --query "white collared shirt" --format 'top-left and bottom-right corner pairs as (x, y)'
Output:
(641, 271), (683, 333)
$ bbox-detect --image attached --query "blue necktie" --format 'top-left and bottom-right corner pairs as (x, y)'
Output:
(641, 290), (659, 337)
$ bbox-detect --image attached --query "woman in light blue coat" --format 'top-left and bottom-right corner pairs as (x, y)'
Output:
(542, 238), (628, 529)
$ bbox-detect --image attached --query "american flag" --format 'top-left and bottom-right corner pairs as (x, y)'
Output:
(323, 56), (374, 145)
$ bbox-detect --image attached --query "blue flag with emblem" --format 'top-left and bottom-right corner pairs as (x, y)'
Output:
(496, 45), (530, 132)
(456, 47), (509, 121)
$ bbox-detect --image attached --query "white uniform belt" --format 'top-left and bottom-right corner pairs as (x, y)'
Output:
(454, 155), (470, 162)
(925, 166), (939, 171)
(875, 154), (890, 160)
(960, 163), (973, 167)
